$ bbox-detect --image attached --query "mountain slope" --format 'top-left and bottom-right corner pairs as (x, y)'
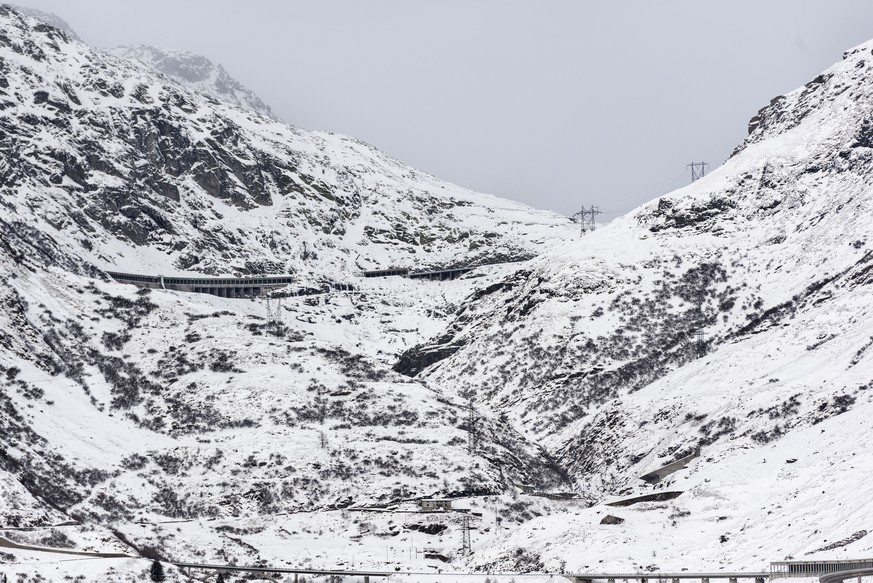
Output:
(109, 45), (275, 118)
(0, 6), (572, 579)
(6, 3), (873, 580)
(406, 38), (873, 570)
(0, 4), (573, 283)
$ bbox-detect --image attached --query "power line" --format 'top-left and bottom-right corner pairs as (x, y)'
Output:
(656, 166), (693, 190)
(638, 166), (694, 202)
(582, 165), (694, 220)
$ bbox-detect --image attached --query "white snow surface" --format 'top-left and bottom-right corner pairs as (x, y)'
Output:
(416, 36), (873, 573)
(2, 5), (873, 582)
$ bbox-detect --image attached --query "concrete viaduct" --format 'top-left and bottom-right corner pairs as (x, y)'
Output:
(363, 266), (474, 281)
(106, 271), (353, 298)
(107, 265), (475, 298)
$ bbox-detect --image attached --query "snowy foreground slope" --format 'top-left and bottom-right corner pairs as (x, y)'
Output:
(3, 4), (873, 582)
(408, 40), (873, 571)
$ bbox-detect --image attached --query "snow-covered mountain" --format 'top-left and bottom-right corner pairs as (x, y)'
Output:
(0, 5), (573, 283)
(406, 38), (873, 571)
(4, 3), (873, 581)
(109, 45), (275, 118)
(0, 5), (572, 580)
(10, 4), (80, 41)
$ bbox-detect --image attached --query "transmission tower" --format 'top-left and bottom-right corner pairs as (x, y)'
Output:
(460, 514), (472, 556)
(466, 397), (478, 455)
(695, 328), (706, 357)
(687, 161), (709, 182)
(692, 296), (706, 357)
(264, 296), (285, 337)
(572, 205), (602, 236)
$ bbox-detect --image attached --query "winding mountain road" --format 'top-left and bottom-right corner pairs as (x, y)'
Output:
(0, 535), (130, 558)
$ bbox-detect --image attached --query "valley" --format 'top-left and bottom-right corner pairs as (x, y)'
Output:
(1, 5), (873, 583)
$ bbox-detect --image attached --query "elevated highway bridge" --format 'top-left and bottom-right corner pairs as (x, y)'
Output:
(107, 264), (476, 298)
(106, 271), (352, 298)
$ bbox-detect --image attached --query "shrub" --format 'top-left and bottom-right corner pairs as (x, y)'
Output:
(149, 560), (165, 582)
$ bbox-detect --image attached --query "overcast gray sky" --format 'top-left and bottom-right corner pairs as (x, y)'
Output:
(13, 0), (873, 216)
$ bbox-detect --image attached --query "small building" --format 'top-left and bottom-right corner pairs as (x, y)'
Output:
(418, 499), (452, 511)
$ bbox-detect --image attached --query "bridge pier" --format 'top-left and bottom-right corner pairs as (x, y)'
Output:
(730, 578), (737, 583)
(702, 578), (709, 583)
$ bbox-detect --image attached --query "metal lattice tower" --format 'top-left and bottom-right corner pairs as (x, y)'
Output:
(695, 328), (706, 357)
(687, 161), (709, 182)
(572, 205), (602, 236)
(264, 296), (285, 337)
(466, 397), (478, 455)
(460, 514), (472, 556)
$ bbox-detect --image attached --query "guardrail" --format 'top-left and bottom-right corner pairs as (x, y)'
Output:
(820, 568), (873, 583)
(772, 560), (873, 579)
(566, 572), (767, 583)
(174, 562), (391, 583)
(163, 558), (873, 583)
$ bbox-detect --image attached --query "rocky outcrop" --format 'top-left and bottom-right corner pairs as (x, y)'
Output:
(111, 45), (274, 118)
(0, 5), (573, 279)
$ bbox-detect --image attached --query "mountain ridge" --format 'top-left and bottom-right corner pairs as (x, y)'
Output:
(0, 4), (574, 284)
(109, 45), (276, 119)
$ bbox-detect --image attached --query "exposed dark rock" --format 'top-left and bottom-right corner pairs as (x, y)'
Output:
(393, 341), (464, 377)
(405, 523), (447, 535)
(606, 491), (683, 507)
(600, 514), (625, 525)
